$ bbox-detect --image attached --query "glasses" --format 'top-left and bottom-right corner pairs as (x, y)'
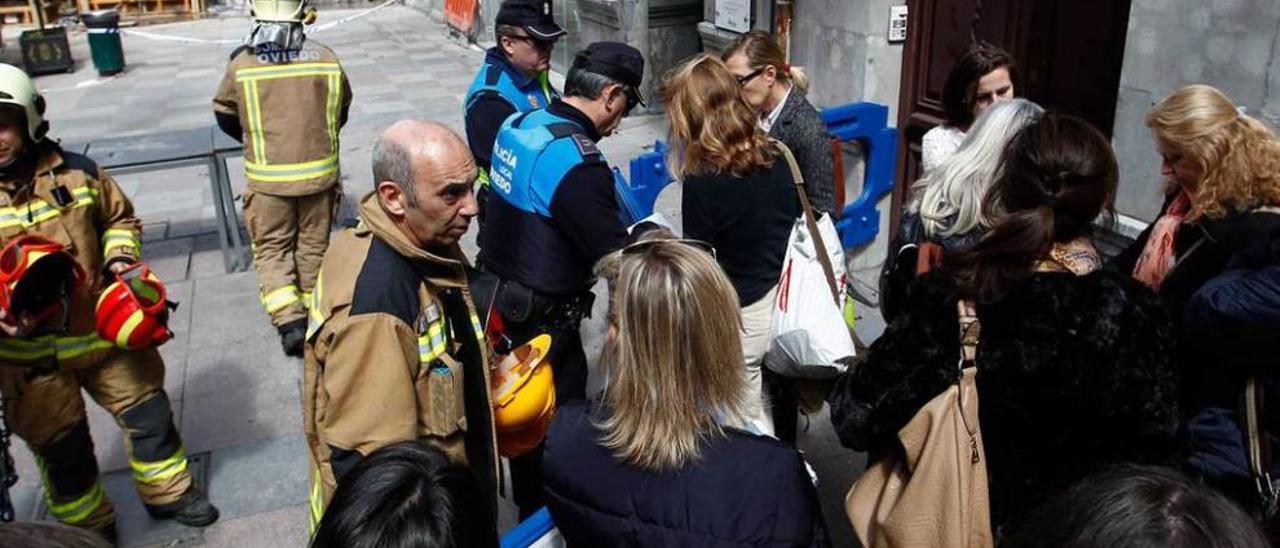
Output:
(735, 67), (766, 86)
(506, 34), (556, 52)
(620, 238), (716, 259)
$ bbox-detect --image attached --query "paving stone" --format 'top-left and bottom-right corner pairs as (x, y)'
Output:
(204, 434), (309, 521)
(188, 270), (274, 348)
(197, 503), (309, 547)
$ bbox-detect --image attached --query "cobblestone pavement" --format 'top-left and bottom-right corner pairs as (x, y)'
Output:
(0, 6), (863, 546)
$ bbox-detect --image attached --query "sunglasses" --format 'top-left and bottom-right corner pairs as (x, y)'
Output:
(507, 34), (556, 52)
(620, 238), (716, 259)
(735, 67), (766, 86)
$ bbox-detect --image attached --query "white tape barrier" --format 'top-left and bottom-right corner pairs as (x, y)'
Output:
(119, 0), (404, 45)
(39, 0), (405, 93)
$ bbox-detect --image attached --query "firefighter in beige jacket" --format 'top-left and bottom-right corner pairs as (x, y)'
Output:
(213, 0), (352, 357)
(303, 121), (497, 538)
(0, 64), (217, 537)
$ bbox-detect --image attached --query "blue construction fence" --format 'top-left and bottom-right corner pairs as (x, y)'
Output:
(613, 101), (898, 250)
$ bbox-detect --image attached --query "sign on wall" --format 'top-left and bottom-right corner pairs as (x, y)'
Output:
(715, 0), (751, 33)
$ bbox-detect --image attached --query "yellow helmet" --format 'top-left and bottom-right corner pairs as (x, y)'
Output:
(250, 0), (313, 23)
(491, 334), (556, 457)
(0, 64), (46, 142)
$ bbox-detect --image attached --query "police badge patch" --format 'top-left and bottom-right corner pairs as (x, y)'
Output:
(528, 94), (540, 108)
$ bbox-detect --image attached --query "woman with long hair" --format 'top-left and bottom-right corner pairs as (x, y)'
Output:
(1114, 84), (1280, 517)
(542, 238), (829, 547)
(880, 98), (1044, 319)
(722, 31), (836, 217)
(831, 113), (1179, 538)
(664, 53), (803, 436)
(922, 42), (1017, 175)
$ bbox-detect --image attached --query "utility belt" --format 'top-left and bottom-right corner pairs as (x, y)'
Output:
(495, 278), (593, 334)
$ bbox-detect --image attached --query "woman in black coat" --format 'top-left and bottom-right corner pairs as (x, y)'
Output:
(1114, 84), (1280, 514)
(830, 114), (1180, 538)
(542, 238), (828, 548)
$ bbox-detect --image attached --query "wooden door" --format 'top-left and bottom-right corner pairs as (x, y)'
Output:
(891, 0), (1132, 231)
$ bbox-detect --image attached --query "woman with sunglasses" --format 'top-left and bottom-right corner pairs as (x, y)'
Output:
(723, 31), (836, 217)
(663, 54), (803, 436)
(542, 236), (830, 547)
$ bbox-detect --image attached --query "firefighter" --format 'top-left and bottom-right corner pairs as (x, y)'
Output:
(302, 120), (497, 543)
(463, 0), (564, 254)
(481, 41), (643, 518)
(0, 63), (218, 539)
(213, 0), (353, 357)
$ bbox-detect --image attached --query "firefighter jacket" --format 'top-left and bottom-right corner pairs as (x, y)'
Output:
(212, 42), (352, 197)
(0, 143), (142, 370)
(303, 192), (498, 487)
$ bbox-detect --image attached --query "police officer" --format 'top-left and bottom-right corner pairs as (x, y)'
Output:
(0, 64), (217, 538)
(302, 121), (496, 542)
(213, 0), (353, 357)
(463, 0), (564, 242)
(482, 41), (644, 517)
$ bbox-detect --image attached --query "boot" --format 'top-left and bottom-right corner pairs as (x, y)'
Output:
(146, 487), (220, 527)
(278, 318), (306, 358)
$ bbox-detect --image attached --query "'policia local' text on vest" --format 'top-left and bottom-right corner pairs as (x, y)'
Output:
(480, 108), (604, 296)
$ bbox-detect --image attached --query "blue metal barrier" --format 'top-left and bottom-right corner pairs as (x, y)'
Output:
(614, 140), (670, 224)
(611, 102), (897, 246)
(821, 102), (898, 249)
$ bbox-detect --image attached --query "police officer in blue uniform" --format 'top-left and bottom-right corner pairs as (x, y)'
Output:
(482, 41), (644, 517)
(464, 0), (564, 234)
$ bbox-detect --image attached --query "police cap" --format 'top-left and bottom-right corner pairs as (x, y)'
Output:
(573, 42), (646, 107)
(496, 0), (565, 41)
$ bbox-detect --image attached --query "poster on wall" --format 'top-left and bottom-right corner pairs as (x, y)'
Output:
(715, 0), (751, 33)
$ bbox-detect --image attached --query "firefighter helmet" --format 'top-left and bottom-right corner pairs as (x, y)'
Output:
(251, 0), (315, 24)
(0, 63), (47, 142)
(96, 263), (174, 350)
(0, 235), (83, 326)
(491, 334), (556, 457)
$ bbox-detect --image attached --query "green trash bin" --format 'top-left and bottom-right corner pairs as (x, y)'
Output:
(83, 10), (124, 76)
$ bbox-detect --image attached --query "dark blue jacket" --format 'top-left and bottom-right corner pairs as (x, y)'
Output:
(542, 402), (830, 548)
(1182, 210), (1280, 502)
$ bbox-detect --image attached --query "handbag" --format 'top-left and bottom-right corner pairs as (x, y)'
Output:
(844, 300), (994, 548)
(763, 141), (856, 379)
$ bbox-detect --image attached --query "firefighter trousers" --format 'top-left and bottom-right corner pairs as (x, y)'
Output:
(0, 348), (194, 530)
(243, 187), (339, 328)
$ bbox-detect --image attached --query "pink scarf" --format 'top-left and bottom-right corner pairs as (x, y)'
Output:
(1132, 192), (1192, 291)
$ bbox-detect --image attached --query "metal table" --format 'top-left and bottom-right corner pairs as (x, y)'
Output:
(83, 126), (247, 273)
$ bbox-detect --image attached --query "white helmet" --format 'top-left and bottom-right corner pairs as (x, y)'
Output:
(0, 64), (46, 142)
(251, 0), (314, 23)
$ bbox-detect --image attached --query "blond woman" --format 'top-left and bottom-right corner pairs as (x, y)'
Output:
(1114, 84), (1280, 515)
(662, 54), (803, 436)
(542, 239), (828, 547)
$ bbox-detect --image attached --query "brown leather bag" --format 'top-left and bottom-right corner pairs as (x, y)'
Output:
(844, 300), (994, 548)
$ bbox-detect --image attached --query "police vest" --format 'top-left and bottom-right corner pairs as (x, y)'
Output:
(480, 109), (604, 296)
(464, 60), (557, 185)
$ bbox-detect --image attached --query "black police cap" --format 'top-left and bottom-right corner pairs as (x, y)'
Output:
(496, 0), (565, 41)
(572, 42), (646, 106)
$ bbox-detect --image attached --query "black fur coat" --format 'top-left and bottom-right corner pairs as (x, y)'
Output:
(829, 269), (1181, 533)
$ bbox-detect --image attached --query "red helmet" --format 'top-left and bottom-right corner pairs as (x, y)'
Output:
(96, 263), (174, 350)
(0, 235), (84, 326)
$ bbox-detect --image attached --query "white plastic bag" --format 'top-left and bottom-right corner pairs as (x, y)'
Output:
(764, 211), (856, 378)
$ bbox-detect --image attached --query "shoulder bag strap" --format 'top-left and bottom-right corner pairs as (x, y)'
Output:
(1242, 375), (1278, 518)
(957, 299), (982, 464)
(773, 139), (841, 305)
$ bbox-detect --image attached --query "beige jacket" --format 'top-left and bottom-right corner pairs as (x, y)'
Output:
(213, 43), (352, 196)
(303, 192), (497, 493)
(0, 143), (142, 369)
